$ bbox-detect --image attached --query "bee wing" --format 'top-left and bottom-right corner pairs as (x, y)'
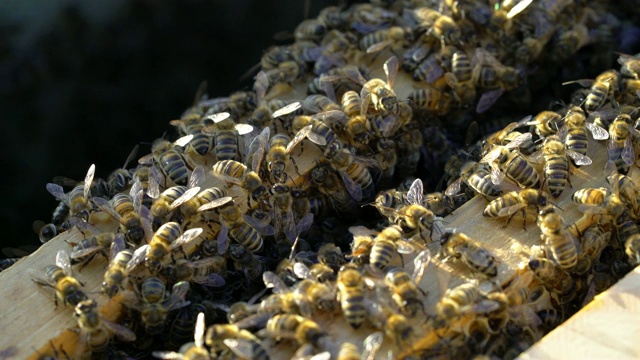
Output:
(46, 183), (69, 204)
(166, 281), (191, 310)
(255, 71), (269, 100)
(109, 234), (126, 261)
(83, 164), (96, 201)
(217, 220), (230, 255)
(556, 124), (569, 142)
(366, 40), (392, 54)
(338, 170), (363, 202)
(509, 305), (542, 327)
(206, 111), (231, 123)
(223, 339), (258, 359)
(384, 55), (399, 88)
(193, 273), (226, 287)
(306, 129), (328, 146)
(125, 244), (149, 274)
(91, 197), (123, 223)
(497, 203), (527, 217)
(56, 250), (73, 276)
(412, 249), (431, 284)
(235, 123), (255, 136)
(193, 312), (205, 348)
(319, 74), (337, 103)
(243, 214), (275, 236)
(296, 212), (314, 235)
(188, 166), (205, 189)
(343, 65), (367, 86)
(263, 271), (289, 294)
(197, 196), (233, 212)
(461, 299), (500, 315)
(130, 178), (142, 207)
(406, 178), (424, 205)
(174, 134), (194, 148)
(70, 246), (103, 261)
(286, 124), (312, 154)
(169, 186), (201, 211)
(562, 79), (593, 87)
(148, 165), (163, 199)
(586, 122), (610, 140)
(363, 331), (384, 360)
(476, 89), (504, 114)
(490, 163), (505, 185)
(170, 227), (204, 250)
(349, 226), (379, 237)
(445, 177), (463, 196)
(151, 351), (183, 359)
(102, 318), (137, 342)
(293, 262), (312, 280)
(567, 150), (593, 166)
(424, 60), (444, 84)
(272, 102), (302, 118)
(444, 72), (457, 88)
(139, 205), (154, 242)
(506, 132), (533, 149)
(528, 150), (544, 165)
(623, 137), (635, 165)
(506, 0), (533, 18)
(138, 153), (154, 166)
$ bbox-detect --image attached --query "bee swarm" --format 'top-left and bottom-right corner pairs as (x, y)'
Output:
(2, 1), (640, 359)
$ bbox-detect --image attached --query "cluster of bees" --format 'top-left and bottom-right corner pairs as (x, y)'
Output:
(9, 0), (640, 359)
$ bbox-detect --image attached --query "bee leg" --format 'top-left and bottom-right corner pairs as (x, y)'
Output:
(290, 157), (302, 178)
(521, 210), (528, 231)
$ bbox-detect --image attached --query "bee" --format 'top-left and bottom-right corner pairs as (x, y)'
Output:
(484, 189), (549, 229)
(550, 23), (589, 63)
(528, 257), (574, 296)
(33, 220), (58, 244)
(266, 314), (328, 347)
(201, 111), (254, 162)
(127, 222), (203, 274)
(288, 112), (341, 153)
(229, 244), (267, 283)
(537, 206), (578, 269)
(337, 266), (367, 329)
(440, 230), (498, 277)
(32, 250), (88, 307)
(310, 162), (358, 215)
(106, 145), (138, 196)
(73, 299), (136, 355)
(625, 233), (640, 265)
(291, 188), (328, 221)
(124, 277), (190, 335)
(325, 143), (377, 202)
(620, 78), (640, 105)
(472, 48), (525, 112)
(530, 135), (592, 197)
(393, 180), (444, 242)
(101, 246), (134, 298)
(163, 257), (226, 288)
(412, 7), (462, 45)
(303, 94), (342, 113)
(607, 115), (637, 174)
(345, 56), (398, 116)
(445, 161), (502, 199)
(92, 191), (150, 245)
(385, 267), (426, 317)
(216, 199), (273, 255)
(407, 86), (452, 116)
(212, 159), (270, 207)
(317, 242), (345, 270)
(349, 226), (376, 266)
(486, 118), (537, 155)
(413, 45), (455, 85)
(367, 303), (416, 350)
(435, 282), (483, 320)
(139, 137), (192, 186)
(572, 187), (607, 206)
(359, 26), (412, 54)
(153, 312), (209, 360)
(341, 90), (361, 118)
(51, 201), (71, 228)
(526, 110), (562, 138)
(445, 50), (476, 106)
(293, 261), (336, 284)
(584, 70), (620, 112)
(205, 323), (268, 360)
(180, 186), (228, 220)
(46, 164), (95, 219)
(481, 132), (539, 189)
(559, 106), (610, 163)
(295, 18), (326, 42)
(607, 171), (640, 216)
(67, 224), (125, 266)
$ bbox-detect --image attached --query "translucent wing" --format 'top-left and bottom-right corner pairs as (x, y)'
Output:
(293, 262), (312, 280)
(366, 40), (392, 54)
(148, 165), (162, 199)
(272, 102), (302, 118)
(567, 150), (593, 166)
(188, 166), (205, 189)
(46, 183), (69, 204)
(505, 132), (533, 149)
(194, 312), (205, 348)
(130, 178), (142, 207)
(217, 221), (229, 255)
(445, 177), (464, 196)
(490, 162), (505, 185)
(623, 137), (635, 165)
(235, 124), (255, 135)
(174, 134), (194, 147)
(169, 186), (201, 211)
(193, 273), (226, 287)
(56, 250), (73, 276)
(139, 205), (154, 242)
(586, 122), (609, 140)
(507, 0), (533, 18)
(497, 203), (527, 217)
(125, 245), (149, 274)
(103, 319), (137, 342)
(109, 234), (126, 261)
(476, 89), (504, 114)
(263, 271), (289, 294)
(206, 112), (231, 123)
(166, 281), (191, 310)
(70, 245), (103, 261)
(480, 147), (501, 164)
(223, 339), (257, 359)
(197, 196), (233, 212)
(83, 164), (96, 201)
(287, 124), (313, 154)
(249, 127), (270, 171)
(255, 71), (269, 100)
(151, 351), (183, 359)
(91, 197), (122, 223)
(338, 170), (363, 202)
(362, 331), (384, 360)
(412, 249), (431, 284)
(384, 55), (398, 88)
(244, 215), (275, 236)
(170, 228), (204, 250)
(343, 66), (368, 85)
(406, 178), (424, 205)
(296, 213), (314, 234)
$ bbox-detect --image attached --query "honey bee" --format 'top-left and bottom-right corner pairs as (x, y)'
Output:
(359, 26), (413, 54)
(164, 257), (226, 288)
(530, 135), (592, 198)
(201, 111), (254, 162)
(295, 18), (326, 42)
(337, 266), (367, 329)
(46, 164), (95, 219)
(481, 132), (539, 189)
(526, 110), (562, 138)
(265, 314), (329, 347)
(559, 106), (609, 162)
(291, 188), (328, 221)
(345, 56), (398, 116)
(101, 247), (133, 298)
(486, 117), (537, 155)
(550, 23), (589, 63)
(484, 189), (548, 228)
(73, 299), (136, 355)
(413, 45), (455, 85)
(412, 7), (462, 45)
(92, 192), (151, 245)
(367, 302), (416, 350)
(393, 180), (444, 242)
(215, 199), (274, 255)
(435, 282), (483, 320)
(310, 162), (358, 215)
(528, 257), (574, 296)
(33, 220), (58, 244)
(624, 233), (640, 265)
(472, 48), (525, 113)
(385, 267), (427, 317)
(537, 206), (579, 269)
(349, 226), (376, 266)
(445, 161), (502, 199)
(68, 224), (125, 266)
(407, 86), (452, 116)
(368, 225), (410, 273)
(212, 160), (269, 208)
(264, 131), (293, 183)
(288, 111), (342, 154)
(180, 186), (228, 220)
(325, 143), (377, 202)
(32, 250), (88, 307)
(127, 277), (191, 335)
(106, 145), (138, 196)
(607, 115), (637, 174)
(126, 222), (203, 274)
(584, 70), (620, 112)
(571, 187), (607, 206)
(444, 50), (476, 106)
(440, 230), (498, 277)
(51, 200), (71, 228)
(607, 171), (640, 216)
(293, 261), (336, 284)
(205, 323), (268, 359)
(153, 312), (209, 360)
(139, 137), (192, 186)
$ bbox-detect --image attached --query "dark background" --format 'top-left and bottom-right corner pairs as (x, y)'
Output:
(0, 0), (347, 254)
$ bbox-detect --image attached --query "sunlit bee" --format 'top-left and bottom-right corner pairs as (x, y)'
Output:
(528, 257), (573, 294)
(435, 282), (482, 320)
(164, 257), (226, 288)
(216, 199), (273, 255)
(205, 324), (268, 360)
(341, 90), (361, 118)
(46, 164), (95, 218)
(304, 94), (341, 113)
(294, 261), (336, 284)
(325, 144), (376, 202)
(486, 118), (537, 155)
(367, 303), (415, 349)
(607, 115), (636, 174)
(586, 70), (620, 112)
(344, 56), (399, 116)
(141, 138), (190, 186)
(385, 267), (425, 317)
(74, 299), (136, 355)
(201, 112), (253, 162)
(531, 135), (592, 197)
(413, 7), (462, 44)
(32, 250), (87, 307)
(440, 230), (498, 277)
(127, 222), (203, 274)
(446, 161), (502, 199)
(212, 160), (269, 207)
(407, 87), (452, 116)
(607, 172), (640, 216)
(369, 226), (410, 272)
(68, 227), (124, 265)
(527, 110), (562, 138)
(266, 313), (328, 348)
(392, 179), (443, 242)
(445, 50), (476, 106)
(101, 247), (133, 298)
(580, 224), (609, 263)
(619, 78), (640, 106)
(337, 267), (367, 329)
(572, 187), (607, 206)
(181, 186), (227, 220)
(537, 206), (578, 269)
(563, 106), (608, 158)
(170, 112), (213, 157)
(93, 193), (147, 245)
(359, 26), (411, 54)
(288, 113), (339, 152)
(481, 133), (539, 188)
(127, 277), (191, 335)
(484, 189), (548, 228)
(150, 186), (187, 221)
(266, 132), (293, 183)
